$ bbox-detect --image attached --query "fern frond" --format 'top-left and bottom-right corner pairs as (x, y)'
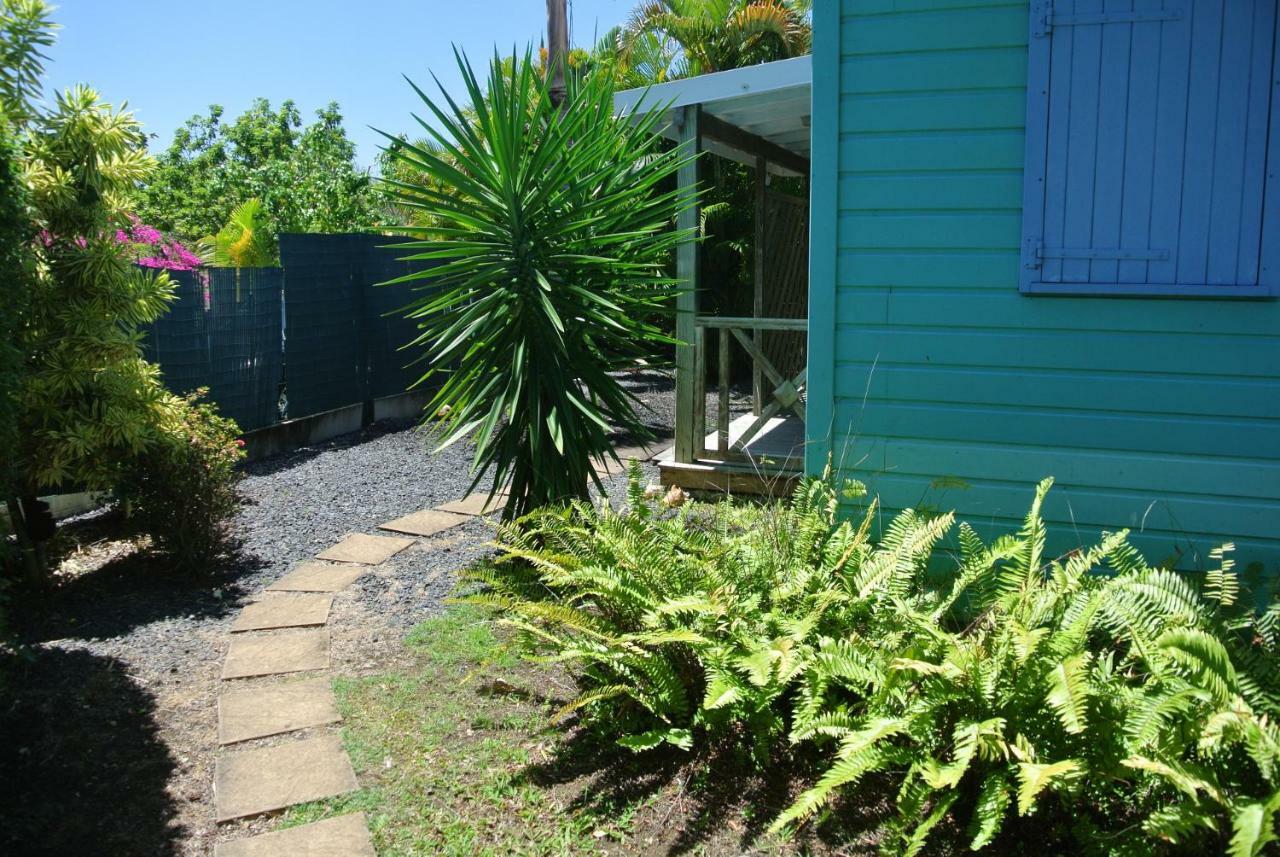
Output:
(1015, 759), (1080, 815)
(1046, 654), (1091, 735)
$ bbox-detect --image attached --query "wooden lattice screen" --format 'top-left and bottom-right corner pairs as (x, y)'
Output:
(761, 190), (809, 383)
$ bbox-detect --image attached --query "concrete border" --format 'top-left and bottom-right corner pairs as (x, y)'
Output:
(240, 389), (433, 460)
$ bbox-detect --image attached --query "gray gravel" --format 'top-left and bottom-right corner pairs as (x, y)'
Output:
(236, 419), (497, 625)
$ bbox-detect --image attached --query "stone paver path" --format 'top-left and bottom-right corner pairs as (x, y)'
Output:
(377, 508), (469, 537)
(218, 679), (340, 745)
(212, 447), (661, 851)
(214, 813), (375, 857)
(221, 629), (329, 679)
(230, 594), (332, 632)
(214, 734), (357, 821)
(315, 532), (413, 565)
(435, 492), (506, 516)
(266, 561), (366, 593)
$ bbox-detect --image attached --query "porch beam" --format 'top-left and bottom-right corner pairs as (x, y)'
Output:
(699, 112), (810, 177)
(674, 105), (702, 464)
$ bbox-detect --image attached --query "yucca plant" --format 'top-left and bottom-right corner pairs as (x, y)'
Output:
(379, 50), (698, 518)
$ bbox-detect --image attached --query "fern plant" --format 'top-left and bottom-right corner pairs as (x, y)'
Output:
(457, 463), (887, 756)
(774, 479), (1280, 857)
(458, 467), (1279, 853)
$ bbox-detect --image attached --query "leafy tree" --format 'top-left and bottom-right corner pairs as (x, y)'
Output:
(614, 0), (811, 80)
(381, 51), (697, 517)
(133, 99), (377, 253)
(18, 85), (179, 492)
(0, 119), (28, 514)
(0, 0), (54, 124)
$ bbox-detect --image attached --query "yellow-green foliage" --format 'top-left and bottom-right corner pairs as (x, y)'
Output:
(210, 197), (274, 267)
(17, 85), (180, 491)
(463, 468), (1280, 854)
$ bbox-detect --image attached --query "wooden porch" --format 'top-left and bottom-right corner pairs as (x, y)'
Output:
(615, 59), (814, 497)
(656, 314), (808, 495)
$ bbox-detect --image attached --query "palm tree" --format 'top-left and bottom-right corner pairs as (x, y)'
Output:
(615, 0), (811, 81)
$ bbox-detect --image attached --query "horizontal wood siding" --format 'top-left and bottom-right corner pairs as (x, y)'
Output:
(817, 0), (1280, 573)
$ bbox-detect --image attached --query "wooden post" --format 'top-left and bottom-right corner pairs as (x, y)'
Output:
(753, 155), (766, 416)
(546, 0), (569, 108)
(717, 326), (730, 453)
(674, 105), (701, 463)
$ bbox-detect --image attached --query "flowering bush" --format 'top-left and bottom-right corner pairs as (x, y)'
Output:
(117, 390), (245, 568)
(115, 214), (203, 271)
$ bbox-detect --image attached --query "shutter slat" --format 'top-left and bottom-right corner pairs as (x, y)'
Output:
(1039, 246), (1170, 261)
(1047, 9), (1181, 28)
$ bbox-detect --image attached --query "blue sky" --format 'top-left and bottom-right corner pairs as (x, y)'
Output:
(44, 0), (633, 169)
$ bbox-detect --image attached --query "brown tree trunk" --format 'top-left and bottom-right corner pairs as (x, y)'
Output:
(546, 0), (569, 107)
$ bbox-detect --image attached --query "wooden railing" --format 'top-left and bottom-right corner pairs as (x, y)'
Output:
(689, 315), (807, 465)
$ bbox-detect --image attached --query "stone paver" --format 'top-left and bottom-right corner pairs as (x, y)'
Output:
(214, 812), (374, 856)
(213, 734), (357, 821)
(315, 532), (414, 565)
(217, 678), (341, 745)
(378, 508), (469, 537)
(222, 629), (328, 680)
(266, 561), (366, 593)
(231, 594), (333, 633)
(436, 492), (506, 516)
(214, 813), (374, 856)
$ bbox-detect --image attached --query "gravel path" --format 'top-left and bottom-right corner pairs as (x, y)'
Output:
(2, 371), (674, 856)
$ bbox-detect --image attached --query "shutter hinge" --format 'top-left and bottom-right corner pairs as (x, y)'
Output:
(1024, 238), (1044, 270)
(1033, 1), (1054, 38)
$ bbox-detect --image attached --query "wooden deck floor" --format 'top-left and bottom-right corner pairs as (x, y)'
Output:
(656, 413), (805, 496)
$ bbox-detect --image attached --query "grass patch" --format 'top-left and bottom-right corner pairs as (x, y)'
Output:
(282, 605), (814, 855)
(280, 606), (655, 854)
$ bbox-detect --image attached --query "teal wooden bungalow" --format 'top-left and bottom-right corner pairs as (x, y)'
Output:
(616, 0), (1280, 574)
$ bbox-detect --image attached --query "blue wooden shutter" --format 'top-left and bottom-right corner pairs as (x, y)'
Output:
(1021, 0), (1279, 297)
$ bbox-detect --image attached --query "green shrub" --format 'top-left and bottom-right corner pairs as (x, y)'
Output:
(117, 391), (245, 568)
(458, 465), (885, 756)
(461, 468), (1280, 854)
(780, 484), (1280, 856)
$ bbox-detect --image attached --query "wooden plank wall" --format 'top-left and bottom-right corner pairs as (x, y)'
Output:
(808, 0), (1280, 574)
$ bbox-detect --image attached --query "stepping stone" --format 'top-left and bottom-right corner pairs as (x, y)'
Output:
(315, 532), (413, 565)
(213, 734), (357, 821)
(218, 678), (340, 744)
(231, 594), (332, 633)
(222, 629), (328, 680)
(436, 492), (506, 516)
(267, 562), (366, 593)
(214, 813), (374, 856)
(378, 508), (469, 537)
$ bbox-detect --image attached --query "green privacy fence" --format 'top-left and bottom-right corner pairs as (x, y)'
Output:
(142, 234), (436, 433)
(143, 267), (285, 431)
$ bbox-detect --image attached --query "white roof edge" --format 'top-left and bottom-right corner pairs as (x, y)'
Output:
(613, 55), (812, 117)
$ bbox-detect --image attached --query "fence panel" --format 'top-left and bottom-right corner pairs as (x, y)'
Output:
(279, 233), (437, 417)
(144, 235), (437, 433)
(144, 267), (284, 431)
(353, 235), (431, 400)
(278, 234), (363, 419)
